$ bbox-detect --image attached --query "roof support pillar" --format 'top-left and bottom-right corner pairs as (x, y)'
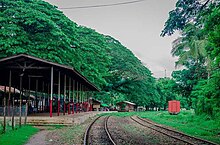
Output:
(28, 77), (31, 108)
(63, 74), (66, 115)
(82, 85), (84, 112)
(57, 71), (60, 116)
(8, 70), (11, 116)
(25, 75), (30, 125)
(19, 75), (23, 127)
(72, 80), (75, 114)
(3, 84), (6, 133)
(89, 92), (93, 111)
(36, 79), (38, 112)
(79, 83), (82, 113)
(50, 66), (53, 117)
(12, 89), (15, 130)
(80, 84), (82, 103)
(42, 81), (45, 111)
(68, 77), (71, 114)
(76, 81), (78, 113)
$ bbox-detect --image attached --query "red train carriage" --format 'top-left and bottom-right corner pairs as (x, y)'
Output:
(168, 100), (180, 115)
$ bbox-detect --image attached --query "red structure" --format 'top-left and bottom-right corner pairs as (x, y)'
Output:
(72, 102), (74, 114)
(168, 100), (180, 115)
(57, 100), (60, 116)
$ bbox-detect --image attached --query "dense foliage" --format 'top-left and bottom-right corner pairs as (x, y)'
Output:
(162, 0), (220, 118)
(101, 36), (159, 107)
(3, 0), (219, 114)
(0, 0), (160, 108)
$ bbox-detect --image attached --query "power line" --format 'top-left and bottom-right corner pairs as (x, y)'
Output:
(58, 0), (146, 10)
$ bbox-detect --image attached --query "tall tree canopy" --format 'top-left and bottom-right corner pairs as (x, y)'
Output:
(162, 0), (220, 117)
(161, 0), (218, 36)
(103, 36), (159, 107)
(0, 0), (159, 108)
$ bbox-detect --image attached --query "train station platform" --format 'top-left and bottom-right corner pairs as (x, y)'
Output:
(0, 111), (115, 126)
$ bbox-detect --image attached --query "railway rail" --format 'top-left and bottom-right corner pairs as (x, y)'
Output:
(84, 115), (116, 145)
(130, 116), (218, 145)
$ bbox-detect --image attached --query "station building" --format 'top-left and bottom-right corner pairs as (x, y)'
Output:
(0, 54), (99, 117)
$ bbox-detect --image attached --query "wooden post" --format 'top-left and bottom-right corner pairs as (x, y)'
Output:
(85, 87), (87, 112)
(68, 77), (71, 114)
(8, 70), (11, 116)
(90, 92), (93, 111)
(57, 72), (60, 116)
(24, 102), (28, 125)
(47, 84), (50, 112)
(19, 76), (23, 128)
(28, 77), (31, 111)
(76, 81), (78, 113)
(50, 66), (53, 117)
(12, 97), (15, 130)
(35, 79), (38, 112)
(81, 85), (85, 111)
(81, 84), (83, 103)
(72, 80), (75, 114)
(79, 84), (81, 103)
(82, 86), (85, 106)
(42, 81), (44, 111)
(25, 77), (30, 125)
(79, 84), (81, 113)
(79, 83), (81, 112)
(3, 85), (6, 133)
(87, 88), (89, 112)
(63, 74), (66, 115)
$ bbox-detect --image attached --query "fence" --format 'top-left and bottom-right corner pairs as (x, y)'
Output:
(0, 106), (27, 116)
(0, 104), (28, 133)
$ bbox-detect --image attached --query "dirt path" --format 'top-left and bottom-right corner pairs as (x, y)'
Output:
(25, 130), (50, 145)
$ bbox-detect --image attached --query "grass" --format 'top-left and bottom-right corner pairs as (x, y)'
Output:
(0, 125), (39, 145)
(104, 111), (220, 144)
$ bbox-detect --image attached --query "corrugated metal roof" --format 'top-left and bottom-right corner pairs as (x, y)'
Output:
(0, 53), (99, 91)
(0, 86), (35, 99)
(117, 101), (136, 105)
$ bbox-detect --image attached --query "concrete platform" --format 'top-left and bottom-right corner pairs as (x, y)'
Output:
(0, 111), (115, 126)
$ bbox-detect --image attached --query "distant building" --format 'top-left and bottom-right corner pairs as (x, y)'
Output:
(116, 101), (136, 112)
(89, 98), (101, 111)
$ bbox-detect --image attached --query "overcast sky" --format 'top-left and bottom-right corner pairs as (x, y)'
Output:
(44, 0), (178, 78)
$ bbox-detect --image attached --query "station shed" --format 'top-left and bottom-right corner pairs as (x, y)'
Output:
(0, 54), (99, 118)
(116, 101), (136, 112)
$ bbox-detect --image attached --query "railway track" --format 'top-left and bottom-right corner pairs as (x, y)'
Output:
(84, 115), (116, 145)
(130, 116), (218, 145)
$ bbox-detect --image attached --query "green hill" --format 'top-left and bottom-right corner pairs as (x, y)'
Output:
(0, 0), (159, 107)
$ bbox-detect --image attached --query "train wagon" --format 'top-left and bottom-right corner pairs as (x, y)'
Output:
(168, 100), (180, 115)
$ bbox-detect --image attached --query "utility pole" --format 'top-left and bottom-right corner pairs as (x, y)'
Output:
(165, 69), (167, 78)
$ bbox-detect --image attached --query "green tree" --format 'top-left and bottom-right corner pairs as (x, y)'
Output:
(191, 5), (220, 118)
(162, 0), (220, 117)
(0, 0), (160, 109)
(0, 0), (111, 89)
(171, 24), (207, 67)
(161, 0), (216, 36)
(103, 36), (159, 108)
(156, 78), (179, 110)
